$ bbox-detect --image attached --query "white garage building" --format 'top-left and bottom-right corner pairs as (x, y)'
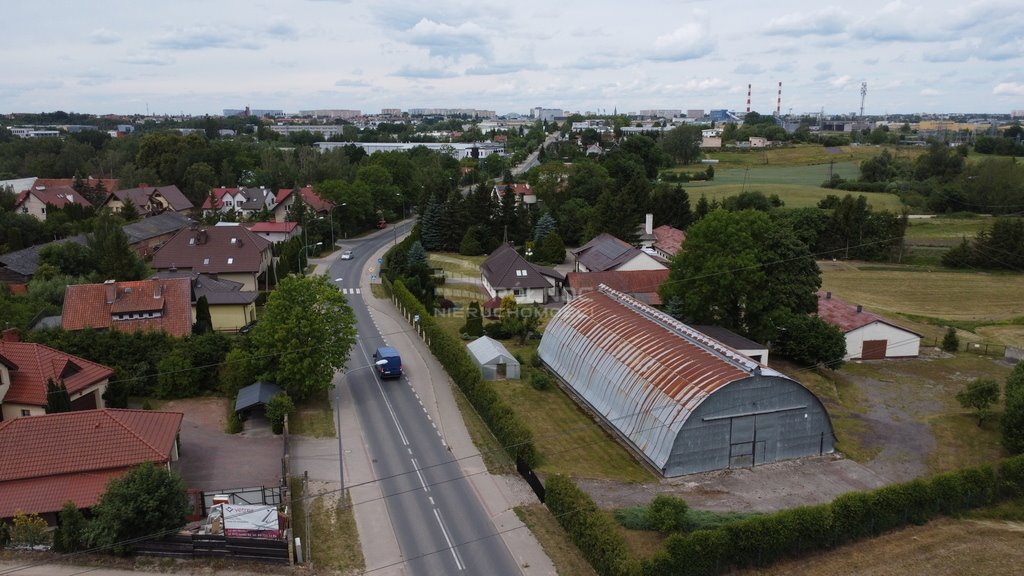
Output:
(817, 291), (921, 360)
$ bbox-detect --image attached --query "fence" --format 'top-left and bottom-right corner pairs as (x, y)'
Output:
(198, 486), (284, 517)
(924, 337), (1014, 359)
(133, 533), (289, 563)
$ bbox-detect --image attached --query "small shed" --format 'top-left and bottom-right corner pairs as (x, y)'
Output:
(234, 381), (282, 415)
(466, 336), (520, 380)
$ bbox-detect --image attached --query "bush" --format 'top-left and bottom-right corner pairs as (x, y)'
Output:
(647, 495), (692, 534)
(998, 454), (1024, 498)
(265, 392), (295, 435)
(942, 326), (960, 352)
(614, 506), (651, 531)
(529, 372), (551, 391)
(53, 501), (87, 552)
(9, 511), (49, 548)
(461, 302), (484, 337)
(530, 351), (543, 368)
(1001, 390), (1024, 454)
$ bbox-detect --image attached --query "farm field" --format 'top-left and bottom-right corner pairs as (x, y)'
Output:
(904, 215), (997, 242)
(683, 181), (903, 211)
(694, 144), (918, 168)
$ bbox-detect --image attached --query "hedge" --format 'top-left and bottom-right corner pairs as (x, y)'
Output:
(389, 278), (538, 466)
(546, 474), (641, 576)
(641, 454), (1024, 576)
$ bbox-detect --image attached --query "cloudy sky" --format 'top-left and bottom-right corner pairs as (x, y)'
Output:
(3, 0), (1022, 117)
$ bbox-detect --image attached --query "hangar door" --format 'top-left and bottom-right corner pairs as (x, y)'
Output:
(725, 407), (819, 469)
(862, 340), (887, 360)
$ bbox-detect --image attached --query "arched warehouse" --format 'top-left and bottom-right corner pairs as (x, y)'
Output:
(538, 285), (835, 476)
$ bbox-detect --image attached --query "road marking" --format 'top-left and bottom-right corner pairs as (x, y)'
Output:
(372, 369), (409, 446)
(433, 508), (465, 571)
(407, 448), (413, 455)
(411, 458), (429, 493)
(429, 497), (435, 506)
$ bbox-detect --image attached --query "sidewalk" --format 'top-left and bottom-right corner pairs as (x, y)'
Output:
(307, 231), (556, 576)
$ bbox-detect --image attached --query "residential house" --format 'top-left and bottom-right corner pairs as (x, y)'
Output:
(0, 409), (182, 523)
(750, 136), (769, 148)
(816, 291), (921, 360)
(150, 226), (273, 291)
(491, 183), (536, 206)
(480, 243), (563, 305)
(565, 270), (669, 305)
(122, 212), (194, 259)
(153, 271), (258, 332)
(0, 329), (113, 420)
(246, 221), (300, 244)
(651, 225), (685, 260)
(201, 186), (277, 219)
(62, 277), (194, 338)
(103, 185), (193, 217)
(571, 233), (667, 273)
(13, 186), (93, 220)
(271, 185), (335, 222)
(0, 235), (88, 291)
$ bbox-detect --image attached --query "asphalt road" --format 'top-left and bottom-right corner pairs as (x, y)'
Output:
(329, 224), (521, 576)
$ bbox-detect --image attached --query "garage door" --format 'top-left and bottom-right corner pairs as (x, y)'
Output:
(862, 340), (887, 360)
(71, 391), (97, 410)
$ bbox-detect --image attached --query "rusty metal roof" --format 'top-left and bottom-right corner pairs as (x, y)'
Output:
(539, 284), (786, 470)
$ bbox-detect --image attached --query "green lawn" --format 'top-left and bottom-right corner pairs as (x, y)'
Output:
(692, 144), (917, 168)
(684, 182), (904, 210)
(904, 215), (998, 242)
(289, 477), (363, 572)
(289, 391), (336, 437)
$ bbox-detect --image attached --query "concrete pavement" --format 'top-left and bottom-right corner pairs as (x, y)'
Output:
(292, 229), (555, 575)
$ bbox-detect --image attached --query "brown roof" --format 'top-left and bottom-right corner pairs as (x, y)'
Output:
(151, 226), (271, 274)
(0, 341), (114, 407)
(15, 186), (93, 209)
(247, 221), (298, 233)
(62, 277), (193, 337)
(481, 243), (561, 290)
(32, 177), (119, 192)
(652, 225), (686, 256)
(571, 233), (645, 272)
(109, 185), (193, 213)
(0, 409), (182, 517)
(566, 269), (669, 305)
(816, 291), (921, 336)
(274, 186), (334, 214)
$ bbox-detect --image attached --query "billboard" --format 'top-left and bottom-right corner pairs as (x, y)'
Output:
(213, 504), (281, 539)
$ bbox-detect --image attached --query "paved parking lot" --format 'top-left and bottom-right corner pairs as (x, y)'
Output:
(162, 398), (284, 492)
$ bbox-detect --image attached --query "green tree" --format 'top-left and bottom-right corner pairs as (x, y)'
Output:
(1003, 386), (1024, 454)
(533, 212), (557, 242)
(265, 392), (294, 435)
(772, 313), (847, 368)
(38, 241), (95, 277)
(86, 462), (190, 555)
(459, 227), (484, 256)
(155, 348), (197, 398)
(461, 301), (484, 337)
(660, 125), (703, 165)
(956, 379), (1000, 426)
(194, 296), (213, 334)
(539, 231), (566, 265)
(53, 501), (88, 553)
(942, 327), (960, 353)
(45, 378), (72, 413)
(649, 184), (693, 230)
(647, 495), (693, 534)
(249, 275), (357, 401)
(88, 211), (147, 280)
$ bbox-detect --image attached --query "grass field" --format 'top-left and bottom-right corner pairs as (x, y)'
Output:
(515, 505), (599, 576)
(289, 477), (364, 573)
(904, 215), (997, 242)
(289, 390), (336, 437)
(683, 181), (904, 211)
(693, 144), (918, 168)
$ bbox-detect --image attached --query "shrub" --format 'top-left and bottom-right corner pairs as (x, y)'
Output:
(9, 511), (49, 548)
(831, 491), (873, 543)
(659, 530), (730, 576)
(529, 372), (551, 391)
(614, 506), (650, 531)
(461, 302), (484, 337)
(265, 393), (295, 435)
(1001, 389), (1024, 454)
(998, 454), (1024, 498)
(942, 326), (959, 352)
(53, 502), (87, 552)
(530, 351), (543, 368)
(647, 495), (692, 534)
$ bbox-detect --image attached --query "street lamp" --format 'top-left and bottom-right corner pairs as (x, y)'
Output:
(395, 193), (406, 221)
(297, 241), (323, 276)
(335, 355), (388, 496)
(329, 203), (347, 248)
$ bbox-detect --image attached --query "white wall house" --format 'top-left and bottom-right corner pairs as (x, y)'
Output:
(817, 292), (921, 360)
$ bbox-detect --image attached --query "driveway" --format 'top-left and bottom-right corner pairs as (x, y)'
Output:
(163, 398), (284, 492)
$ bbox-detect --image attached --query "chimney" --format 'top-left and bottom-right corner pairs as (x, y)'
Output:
(104, 279), (116, 304)
(645, 213), (653, 235)
(856, 304), (863, 313)
(826, 291), (832, 299)
(2, 328), (19, 342)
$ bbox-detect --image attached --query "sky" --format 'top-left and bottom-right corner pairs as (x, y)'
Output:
(2, 0), (1023, 117)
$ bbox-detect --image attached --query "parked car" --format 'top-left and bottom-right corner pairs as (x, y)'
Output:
(340, 250), (353, 260)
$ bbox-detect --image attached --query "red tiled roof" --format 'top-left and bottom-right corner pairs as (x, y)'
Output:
(0, 341), (114, 407)
(151, 226), (271, 274)
(816, 291), (920, 335)
(62, 277), (193, 338)
(567, 269), (669, 305)
(247, 221), (298, 233)
(201, 187), (239, 210)
(652, 225), (686, 256)
(15, 186), (93, 209)
(493, 183), (533, 197)
(33, 178), (119, 192)
(0, 409), (183, 517)
(275, 186), (333, 213)
(109, 185), (193, 213)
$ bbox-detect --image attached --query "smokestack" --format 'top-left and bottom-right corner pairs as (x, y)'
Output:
(746, 84), (751, 114)
(776, 81), (782, 117)
(104, 279), (116, 304)
(856, 304), (863, 313)
(645, 213), (653, 235)
(826, 291), (832, 299)
(2, 328), (19, 342)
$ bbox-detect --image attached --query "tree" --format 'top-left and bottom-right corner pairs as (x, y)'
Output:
(86, 462), (190, 555)
(155, 348), (197, 398)
(772, 313), (847, 368)
(248, 275), (357, 401)
(956, 378), (1000, 426)
(194, 295), (213, 334)
(461, 301), (484, 337)
(497, 296), (540, 345)
(459, 227), (484, 256)
(649, 184), (692, 230)
(539, 231), (566, 265)
(533, 212), (557, 243)
(942, 327), (960, 353)
(53, 501), (87, 553)
(265, 392), (294, 435)
(646, 495), (692, 534)
(9, 511), (49, 548)
(660, 125), (703, 165)
(45, 378), (72, 413)
(88, 211), (147, 280)
(38, 241), (95, 277)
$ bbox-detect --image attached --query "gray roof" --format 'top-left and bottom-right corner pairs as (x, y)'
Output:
(466, 336), (519, 366)
(123, 212), (194, 244)
(111, 185), (193, 213)
(234, 381), (282, 413)
(0, 235), (88, 276)
(691, 325), (766, 352)
(571, 233), (643, 272)
(481, 243), (562, 290)
(151, 271), (257, 305)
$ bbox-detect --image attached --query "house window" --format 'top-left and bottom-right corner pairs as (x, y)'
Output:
(203, 257), (210, 265)
(227, 257), (234, 264)
(189, 238), (195, 245)
(514, 288), (526, 297)
(21, 409), (31, 417)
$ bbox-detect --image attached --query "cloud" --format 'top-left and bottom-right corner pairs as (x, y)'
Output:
(765, 8), (847, 36)
(830, 75), (852, 89)
(466, 62), (537, 76)
(993, 82), (1024, 96)
(922, 39), (981, 62)
(863, 57), (879, 65)
(566, 53), (632, 70)
(649, 23), (715, 62)
(265, 21), (299, 39)
(391, 65), (459, 79)
(814, 62), (832, 71)
(733, 63), (764, 75)
(88, 28), (120, 45)
(116, 54), (175, 66)
(851, 3), (941, 41)
(151, 26), (262, 50)
(920, 88), (943, 96)
(404, 18), (491, 59)
(334, 79), (372, 88)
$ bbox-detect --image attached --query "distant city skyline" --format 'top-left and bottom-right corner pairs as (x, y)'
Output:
(3, 0), (1023, 117)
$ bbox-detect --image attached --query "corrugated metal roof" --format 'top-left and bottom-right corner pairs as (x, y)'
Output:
(539, 285), (784, 470)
